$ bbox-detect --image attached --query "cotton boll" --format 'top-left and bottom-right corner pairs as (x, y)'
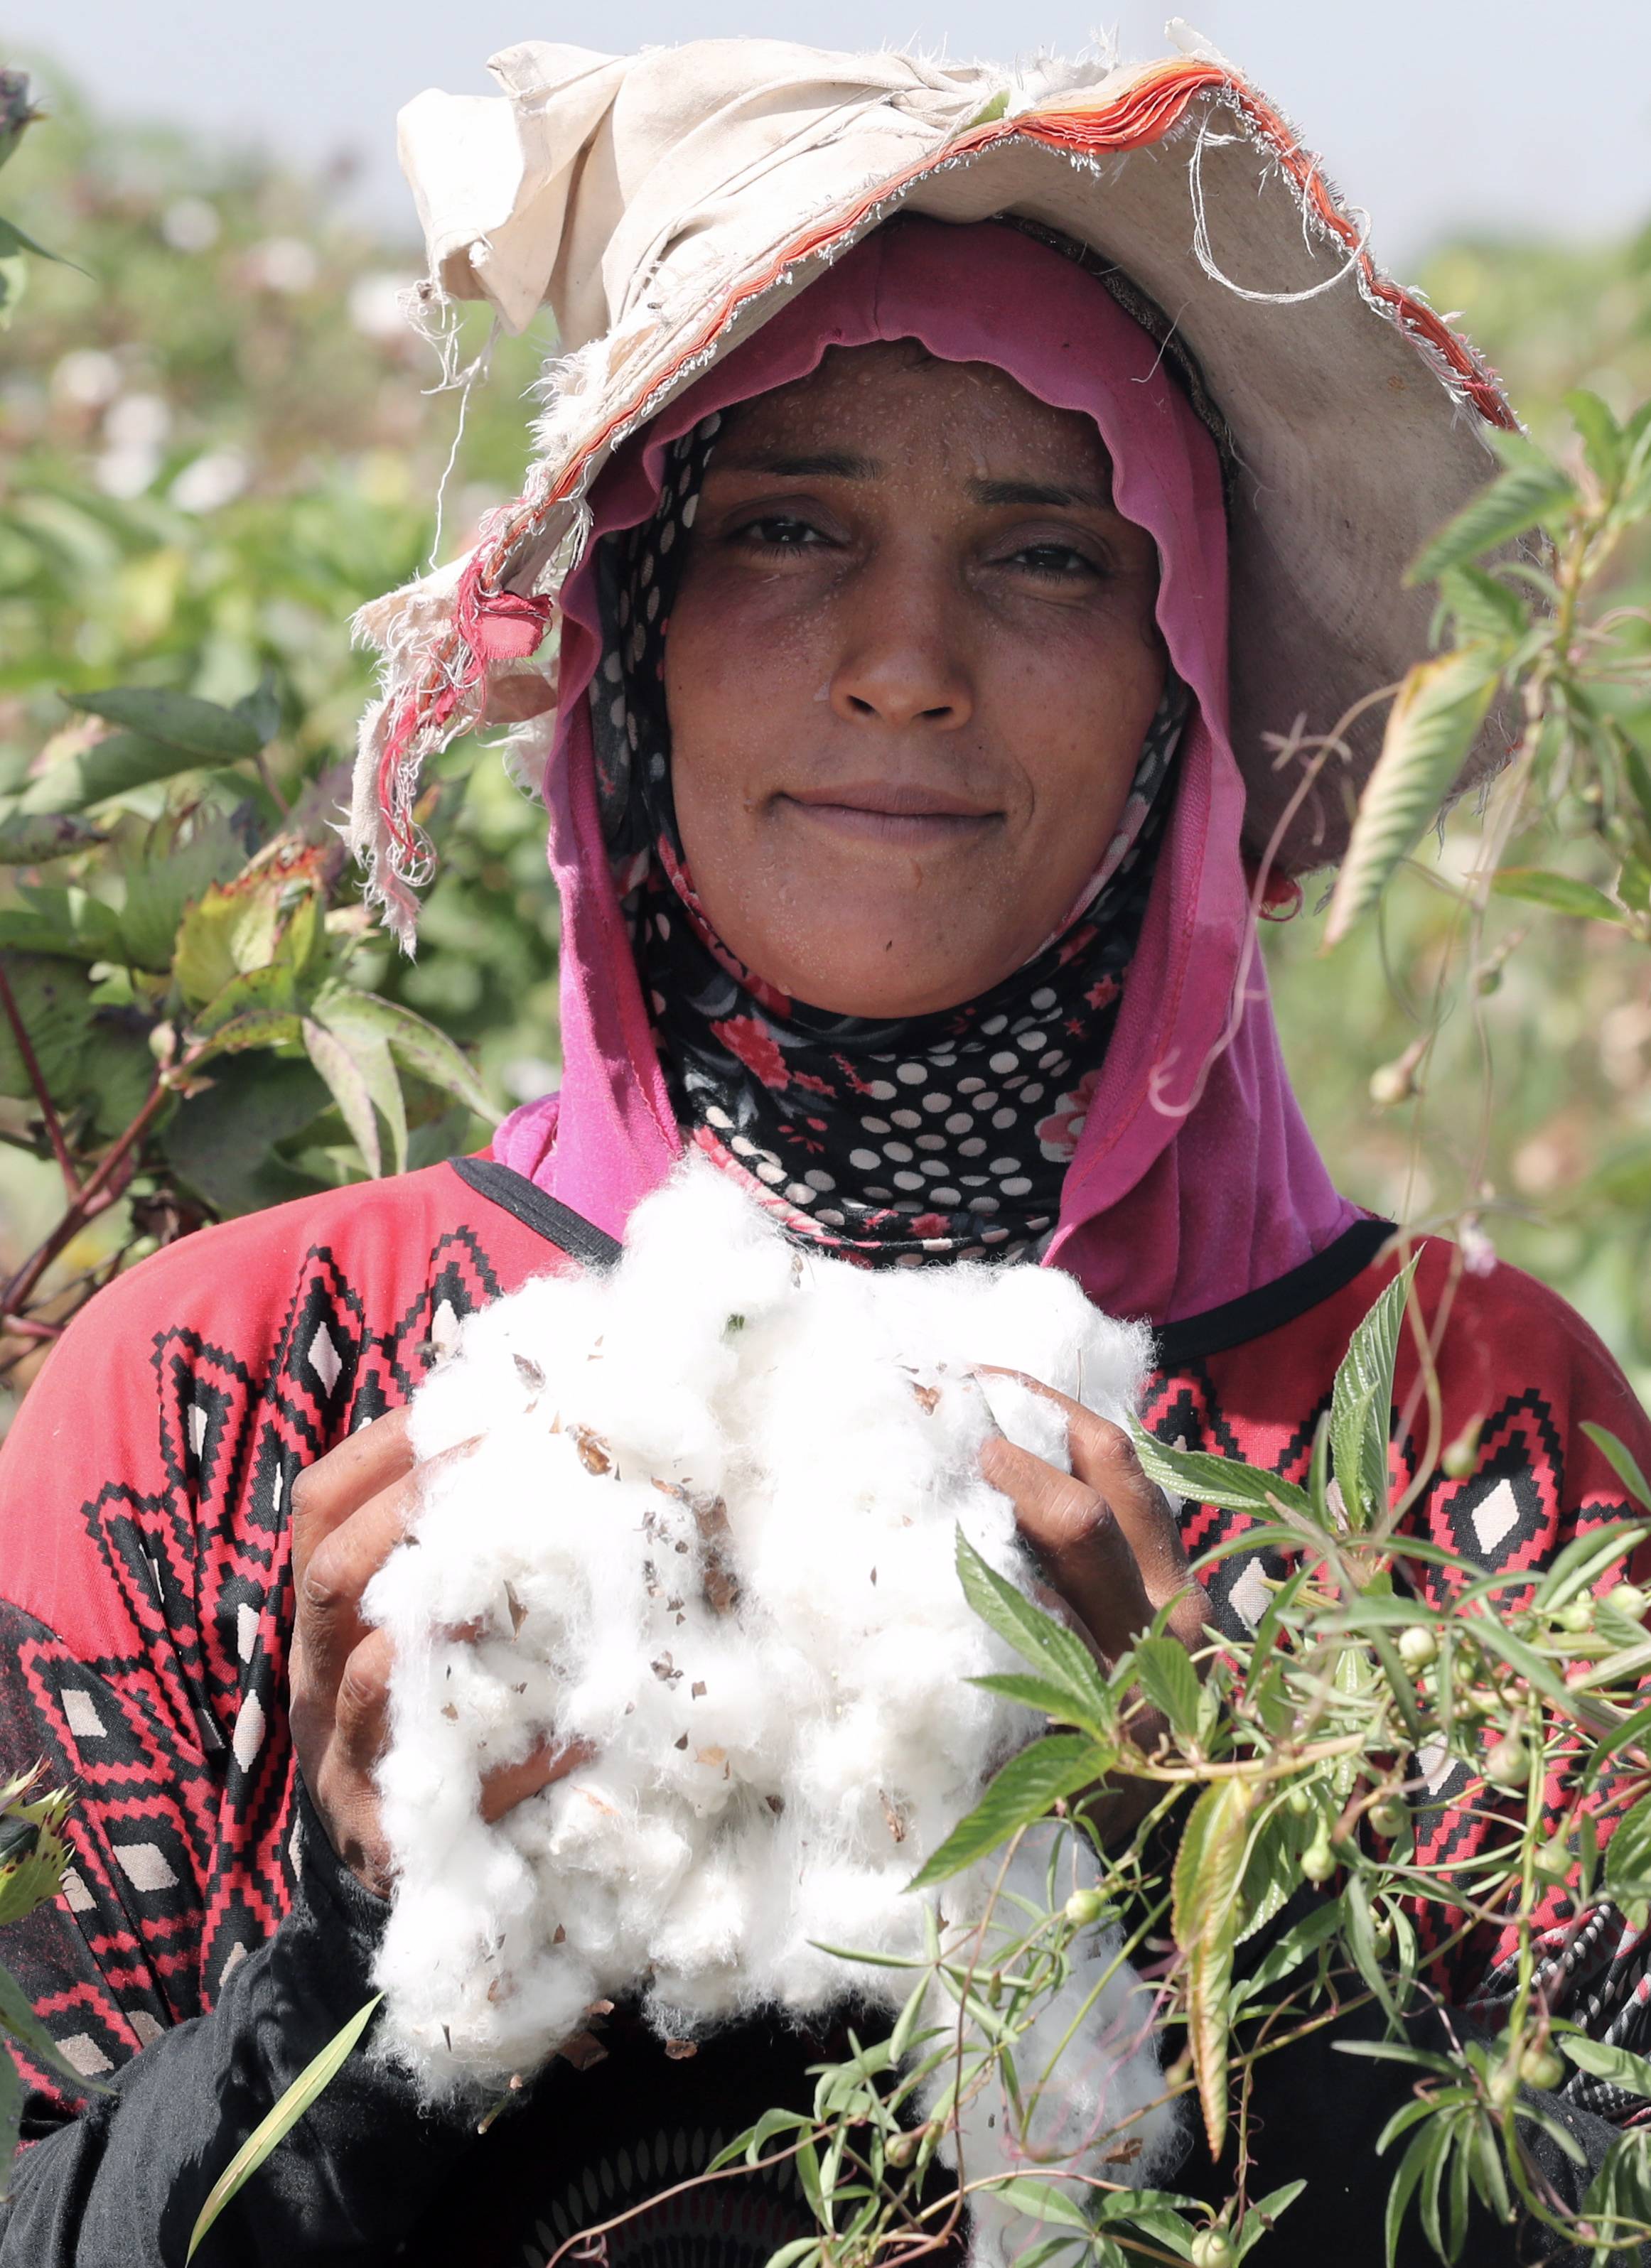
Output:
(368, 1157), (1181, 2234)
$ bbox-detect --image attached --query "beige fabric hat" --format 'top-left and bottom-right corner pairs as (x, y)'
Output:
(352, 29), (1515, 944)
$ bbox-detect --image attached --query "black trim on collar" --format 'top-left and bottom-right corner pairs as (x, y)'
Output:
(447, 1156), (623, 1270)
(1153, 1216), (1397, 1371)
(448, 1157), (1394, 1366)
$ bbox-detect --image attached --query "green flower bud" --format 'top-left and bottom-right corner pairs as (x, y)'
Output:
(1368, 1797), (1407, 1840)
(1484, 1734), (1531, 1791)
(1299, 1836), (1336, 1885)
(1063, 1888), (1106, 1930)
(1190, 2230), (1235, 2268)
(1556, 1597), (1595, 1634)
(1397, 1625), (1438, 1672)
(1606, 1582), (1648, 1624)
(1285, 1785), (1314, 1817)
(1520, 2046), (1566, 2092)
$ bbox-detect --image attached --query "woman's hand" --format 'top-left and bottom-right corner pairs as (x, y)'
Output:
(288, 1407), (578, 1895)
(978, 1376), (1210, 1840)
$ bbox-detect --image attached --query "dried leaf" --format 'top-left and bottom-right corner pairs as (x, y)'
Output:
(571, 1427), (612, 1476)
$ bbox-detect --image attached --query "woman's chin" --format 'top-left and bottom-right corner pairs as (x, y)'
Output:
(758, 934), (1015, 1020)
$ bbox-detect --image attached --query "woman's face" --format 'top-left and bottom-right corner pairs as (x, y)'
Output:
(663, 340), (1166, 1018)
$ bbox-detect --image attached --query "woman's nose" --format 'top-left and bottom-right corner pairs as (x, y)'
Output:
(827, 556), (974, 731)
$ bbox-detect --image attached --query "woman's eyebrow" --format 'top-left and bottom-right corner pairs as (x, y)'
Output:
(969, 475), (1114, 512)
(714, 447), (881, 480)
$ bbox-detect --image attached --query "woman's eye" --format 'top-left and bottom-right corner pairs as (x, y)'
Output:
(736, 514), (825, 551)
(1006, 541), (1104, 579)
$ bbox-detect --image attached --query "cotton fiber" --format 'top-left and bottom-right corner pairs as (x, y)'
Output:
(365, 1160), (1181, 2234)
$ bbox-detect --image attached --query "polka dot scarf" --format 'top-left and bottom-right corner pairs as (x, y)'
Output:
(588, 413), (1187, 1267)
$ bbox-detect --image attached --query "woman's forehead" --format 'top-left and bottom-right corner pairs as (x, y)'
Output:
(712, 340), (1115, 483)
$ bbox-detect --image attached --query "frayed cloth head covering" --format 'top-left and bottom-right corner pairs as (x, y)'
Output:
(491, 218), (1362, 1324)
(352, 33), (1517, 944)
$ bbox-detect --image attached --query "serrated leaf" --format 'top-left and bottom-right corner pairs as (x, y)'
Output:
(1581, 1422), (1651, 1513)
(1328, 1256), (1418, 1530)
(174, 880), (285, 1010)
(0, 813), (103, 863)
(1407, 456), (1576, 585)
(953, 1529), (1112, 1728)
(186, 1994), (380, 2259)
(63, 686), (262, 761)
(18, 730), (212, 815)
(309, 984), (496, 1125)
(1605, 1791), (1651, 1904)
(302, 1016), (382, 1177)
(1323, 646), (1503, 947)
(1128, 1418), (1314, 1521)
(1131, 1635), (1202, 1744)
(906, 1734), (1100, 1890)
(1566, 388), (1625, 495)
(1171, 1778), (1254, 2156)
(1491, 868), (1623, 922)
(1436, 563), (1528, 646)
(970, 1669), (1109, 1729)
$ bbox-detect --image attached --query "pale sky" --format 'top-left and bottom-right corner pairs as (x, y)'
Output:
(4, 2), (1650, 269)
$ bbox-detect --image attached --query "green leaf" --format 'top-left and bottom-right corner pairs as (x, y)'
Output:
(1579, 2131), (1651, 2264)
(0, 1960), (112, 2097)
(18, 731), (213, 815)
(1581, 1423), (1651, 1513)
(905, 1734), (1101, 1889)
(969, 1670), (1110, 1727)
(1436, 563), (1528, 647)
(985, 2174), (1095, 2231)
(1566, 388), (1625, 495)
(1324, 646), (1503, 947)
(1561, 2034), (1651, 2100)
(953, 1529), (1112, 1730)
(1234, 2181), (1307, 2261)
(0, 813), (104, 864)
(308, 993), (409, 1177)
(1532, 1518), (1649, 1611)
(174, 878), (285, 1010)
(1171, 1777), (1254, 2157)
(114, 811), (247, 973)
(1131, 1634), (1203, 1744)
(0, 951), (96, 1107)
(1605, 1791), (1651, 1904)
(1127, 1418), (1315, 1521)
(0, 212), (69, 266)
(309, 985), (497, 1125)
(62, 687), (262, 762)
(161, 1054), (331, 1218)
(1623, 743), (1651, 837)
(303, 1016), (382, 1177)
(232, 675), (282, 749)
(1237, 1898), (1343, 1999)
(1491, 868), (1624, 923)
(187, 1994), (380, 2259)
(0, 252), (25, 329)
(1328, 1257), (1419, 1531)
(1407, 453), (1576, 585)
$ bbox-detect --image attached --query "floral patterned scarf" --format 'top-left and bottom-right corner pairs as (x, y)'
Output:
(588, 411), (1187, 1266)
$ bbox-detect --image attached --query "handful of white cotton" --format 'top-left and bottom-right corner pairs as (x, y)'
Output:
(365, 1160), (1181, 2224)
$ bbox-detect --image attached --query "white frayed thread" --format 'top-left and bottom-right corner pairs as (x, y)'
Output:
(1188, 109), (1370, 306)
(365, 1162), (1179, 2245)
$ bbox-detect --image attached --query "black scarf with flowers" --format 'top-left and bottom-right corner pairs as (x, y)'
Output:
(588, 411), (1185, 1266)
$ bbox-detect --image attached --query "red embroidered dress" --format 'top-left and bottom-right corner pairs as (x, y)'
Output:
(0, 1157), (1646, 2265)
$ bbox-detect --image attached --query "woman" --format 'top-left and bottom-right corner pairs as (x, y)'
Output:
(0, 34), (1645, 2268)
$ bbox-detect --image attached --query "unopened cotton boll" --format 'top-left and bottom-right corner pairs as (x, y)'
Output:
(365, 1159), (1183, 2244)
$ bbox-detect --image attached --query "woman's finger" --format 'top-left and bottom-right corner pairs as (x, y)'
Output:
(480, 1736), (593, 1825)
(980, 1368), (1209, 1651)
(980, 1430), (1156, 1661)
(294, 1437), (478, 1708)
(290, 1406), (418, 1594)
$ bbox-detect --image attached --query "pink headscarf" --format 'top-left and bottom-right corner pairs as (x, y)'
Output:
(491, 219), (1360, 1326)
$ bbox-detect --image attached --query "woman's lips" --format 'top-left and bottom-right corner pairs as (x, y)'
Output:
(778, 785), (999, 847)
